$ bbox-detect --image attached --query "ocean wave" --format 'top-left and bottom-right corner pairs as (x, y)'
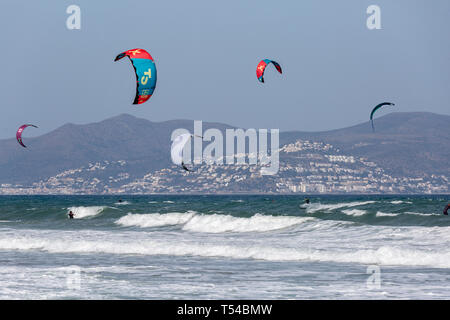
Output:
(67, 206), (106, 219)
(390, 200), (412, 204)
(116, 211), (196, 228)
(1, 235), (450, 268)
(114, 201), (131, 205)
(182, 214), (313, 233)
(341, 209), (367, 217)
(405, 212), (435, 217)
(375, 211), (399, 217)
(306, 201), (376, 214)
(115, 212), (313, 233)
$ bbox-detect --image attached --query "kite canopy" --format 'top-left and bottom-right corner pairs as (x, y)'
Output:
(370, 102), (395, 131)
(171, 133), (192, 171)
(256, 59), (282, 83)
(16, 124), (38, 148)
(114, 48), (157, 105)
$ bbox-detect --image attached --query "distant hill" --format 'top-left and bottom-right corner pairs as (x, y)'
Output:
(281, 112), (450, 177)
(0, 114), (232, 184)
(0, 112), (448, 189)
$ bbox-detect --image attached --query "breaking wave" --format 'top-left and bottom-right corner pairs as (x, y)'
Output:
(115, 212), (313, 233)
(114, 201), (131, 205)
(376, 211), (399, 217)
(1, 235), (450, 268)
(341, 209), (367, 217)
(306, 201), (376, 214)
(66, 206), (106, 219)
(404, 211), (435, 217)
(182, 213), (313, 233)
(116, 211), (196, 228)
(390, 200), (412, 204)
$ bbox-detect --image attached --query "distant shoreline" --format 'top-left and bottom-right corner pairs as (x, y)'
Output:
(0, 193), (448, 196)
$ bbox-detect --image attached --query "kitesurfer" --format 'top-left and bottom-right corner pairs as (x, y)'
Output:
(181, 162), (191, 172)
(68, 211), (75, 219)
(171, 134), (203, 172)
(118, 199), (123, 203)
(444, 204), (449, 216)
(304, 198), (310, 204)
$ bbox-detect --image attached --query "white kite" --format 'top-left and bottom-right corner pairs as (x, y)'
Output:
(171, 134), (195, 172)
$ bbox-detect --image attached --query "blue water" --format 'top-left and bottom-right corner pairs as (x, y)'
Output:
(0, 195), (449, 299)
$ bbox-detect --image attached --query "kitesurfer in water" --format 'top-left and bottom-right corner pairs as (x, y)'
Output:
(118, 199), (123, 203)
(68, 211), (75, 219)
(181, 162), (190, 172)
(444, 204), (450, 216)
(304, 198), (310, 204)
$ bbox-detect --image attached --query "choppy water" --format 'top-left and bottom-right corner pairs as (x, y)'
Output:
(0, 195), (449, 299)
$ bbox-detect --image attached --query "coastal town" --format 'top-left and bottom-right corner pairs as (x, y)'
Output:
(1, 139), (447, 195)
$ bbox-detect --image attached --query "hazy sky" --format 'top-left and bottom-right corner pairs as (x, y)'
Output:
(0, 0), (449, 138)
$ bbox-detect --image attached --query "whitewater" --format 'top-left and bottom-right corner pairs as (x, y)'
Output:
(0, 195), (449, 299)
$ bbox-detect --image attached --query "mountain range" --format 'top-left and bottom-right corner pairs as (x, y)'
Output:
(281, 112), (449, 177)
(0, 112), (448, 194)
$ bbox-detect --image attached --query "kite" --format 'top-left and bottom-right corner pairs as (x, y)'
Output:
(171, 134), (202, 172)
(370, 102), (395, 131)
(16, 124), (38, 148)
(114, 48), (157, 104)
(256, 59), (282, 83)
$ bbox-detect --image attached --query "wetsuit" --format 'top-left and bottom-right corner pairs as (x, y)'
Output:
(68, 212), (74, 219)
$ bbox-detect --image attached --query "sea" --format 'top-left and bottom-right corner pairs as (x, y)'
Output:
(0, 194), (449, 299)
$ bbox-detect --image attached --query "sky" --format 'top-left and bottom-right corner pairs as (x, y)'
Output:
(0, 0), (449, 138)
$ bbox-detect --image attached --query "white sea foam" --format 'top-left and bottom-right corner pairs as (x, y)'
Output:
(306, 201), (376, 214)
(390, 200), (412, 204)
(182, 214), (313, 233)
(405, 212), (434, 217)
(114, 201), (131, 205)
(115, 212), (313, 233)
(67, 206), (106, 219)
(1, 235), (450, 268)
(341, 209), (367, 217)
(376, 211), (435, 217)
(376, 211), (399, 217)
(116, 211), (196, 228)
